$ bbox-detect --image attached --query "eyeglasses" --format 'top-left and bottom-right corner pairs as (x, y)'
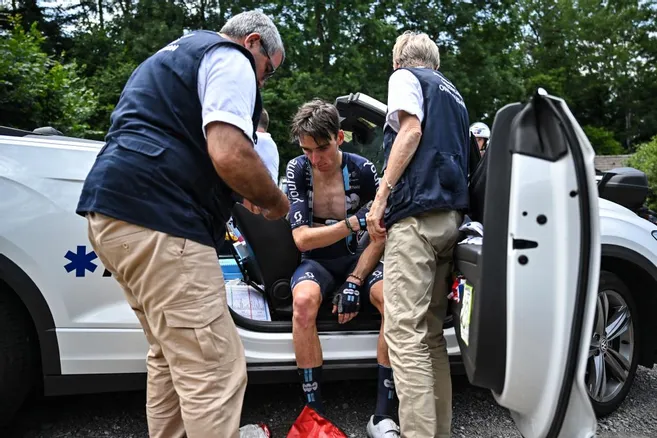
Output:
(259, 40), (276, 80)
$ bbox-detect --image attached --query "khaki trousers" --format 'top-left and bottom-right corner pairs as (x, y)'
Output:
(87, 213), (247, 438)
(383, 210), (463, 438)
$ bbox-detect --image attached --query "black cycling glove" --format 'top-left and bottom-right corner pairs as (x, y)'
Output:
(332, 280), (362, 315)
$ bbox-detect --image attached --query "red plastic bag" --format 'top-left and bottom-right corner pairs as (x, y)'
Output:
(286, 405), (348, 438)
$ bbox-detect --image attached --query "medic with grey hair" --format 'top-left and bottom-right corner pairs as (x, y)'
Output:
(367, 30), (470, 438)
(76, 10), (288, 438)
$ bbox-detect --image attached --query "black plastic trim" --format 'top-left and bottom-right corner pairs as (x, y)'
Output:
(511, 95), (569, 162)
(0, 126), (36, 137)
(475, 104), (520, 392)
(247, 356), (466, 384)
(597, 170), (616, 194)
(0, 254), (61, 376)
(229, 305), (454, 333)
(601, 245), (657, 283)
(601, 244), (657, 367)
(44, 372), (147, 396)
(456, 103), (524, 394)
(541, 95), (593, 438)
(455, 243), (482, 265)
(44, 357), (466, 395)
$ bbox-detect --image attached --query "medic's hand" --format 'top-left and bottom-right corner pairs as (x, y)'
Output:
(366, 198), (387, 242)
(262, 192), (289, 220)
(242, 199), (262, 215)
(332, 279), (361, 324)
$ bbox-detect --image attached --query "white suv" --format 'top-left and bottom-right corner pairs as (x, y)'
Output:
(1, 91), (655, 436)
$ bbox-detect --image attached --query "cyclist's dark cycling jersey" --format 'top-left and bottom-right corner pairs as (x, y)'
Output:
(285, 152), (380, 259)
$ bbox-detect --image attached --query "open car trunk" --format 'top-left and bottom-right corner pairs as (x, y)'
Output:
(222, 93), (440, 332)
(222, 91), (471, 332)
(225, 202), (385, 333)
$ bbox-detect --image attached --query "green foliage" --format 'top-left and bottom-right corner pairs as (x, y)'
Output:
(626, 137), (657, 211)
(582, 126), (624, 156)
(44, 61), (99, 137)
(0, 16), (98, 137)
(518, 0), (657, 149)
(0, 0), (655, 170)
(0, 19), (51, 123)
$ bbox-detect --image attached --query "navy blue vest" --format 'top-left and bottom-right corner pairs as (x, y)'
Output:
(383, 68), (470, 227)
(76, 31), (262, 252)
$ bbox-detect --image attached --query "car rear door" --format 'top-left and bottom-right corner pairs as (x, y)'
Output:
(451, 90), (600, 438)
(336, 90), (600, 437)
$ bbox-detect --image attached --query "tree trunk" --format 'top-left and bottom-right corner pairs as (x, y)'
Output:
(97, 0), (104, 30)
(625, 109), (632, 150)
(218, 0), (226, 27)
(315, 0), (329, 71)
(199, 0), (207, 27)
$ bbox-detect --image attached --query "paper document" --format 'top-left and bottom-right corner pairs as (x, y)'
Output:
(226, 279), (272, 321)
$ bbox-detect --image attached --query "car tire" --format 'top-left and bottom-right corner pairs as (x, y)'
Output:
(0, 291), (37, 426)
(586, 270), (640, 417)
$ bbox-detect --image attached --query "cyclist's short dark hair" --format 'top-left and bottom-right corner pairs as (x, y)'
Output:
(290, 99), (340, 144)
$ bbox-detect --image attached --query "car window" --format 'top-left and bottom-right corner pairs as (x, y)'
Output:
(340, 116), (385, 173)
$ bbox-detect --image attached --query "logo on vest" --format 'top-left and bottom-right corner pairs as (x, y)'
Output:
(157, 32), (195, 54)
(158, 44), (179, 54)
(434, 73), (466, 109)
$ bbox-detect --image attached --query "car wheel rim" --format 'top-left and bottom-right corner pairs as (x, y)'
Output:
(586, 289), (634, 404)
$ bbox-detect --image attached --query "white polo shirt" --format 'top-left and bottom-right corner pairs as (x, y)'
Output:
(255, 131), (280, 183)
(386, 68), (425, 132)
(196, 46), (257, 143)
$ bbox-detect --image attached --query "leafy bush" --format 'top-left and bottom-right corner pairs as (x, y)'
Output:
(0, 16), (97, 137)
(626, 136), (657, 211)
(583, 125), (625, 155)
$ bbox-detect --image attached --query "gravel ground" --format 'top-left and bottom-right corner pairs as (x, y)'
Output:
(4, 366), (656, 438)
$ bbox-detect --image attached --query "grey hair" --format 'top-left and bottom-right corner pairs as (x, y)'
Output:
(393, 30), (440, 70)
(221, 10), (285, 61)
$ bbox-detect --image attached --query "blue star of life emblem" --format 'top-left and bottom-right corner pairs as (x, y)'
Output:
(64, 245), (98, 277)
